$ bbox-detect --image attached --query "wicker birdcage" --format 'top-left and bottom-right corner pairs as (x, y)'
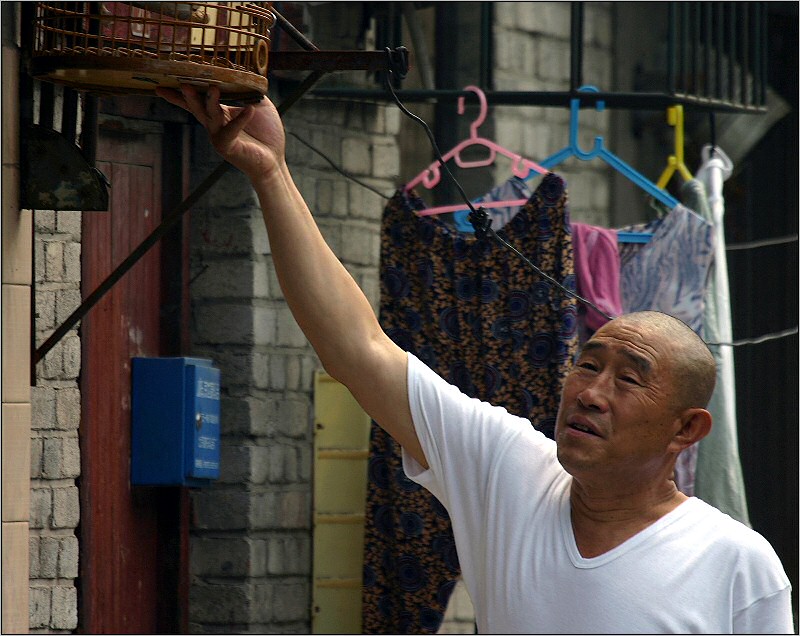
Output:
(30, 2), (275, 100)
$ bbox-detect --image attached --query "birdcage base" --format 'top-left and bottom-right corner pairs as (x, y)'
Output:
(30, 55), (268, 101)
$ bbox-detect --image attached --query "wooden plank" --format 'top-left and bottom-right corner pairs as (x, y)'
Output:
(312, 587), (361, 634)
(317, 449), (369, 460)
(315, 578), (362, 589)
(80, 120), (182, 634)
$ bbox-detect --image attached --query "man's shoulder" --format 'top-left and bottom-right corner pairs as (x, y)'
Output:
(684, 498), (786, 566)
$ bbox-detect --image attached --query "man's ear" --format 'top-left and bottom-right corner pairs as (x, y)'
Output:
(669, 408), (713, 452)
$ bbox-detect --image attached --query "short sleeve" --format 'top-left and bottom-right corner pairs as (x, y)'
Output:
(733, 586), (794, 634)
(401, 352), (554, 513)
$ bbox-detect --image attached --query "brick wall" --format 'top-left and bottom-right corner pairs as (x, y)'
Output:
(492, 1), (615, 226)
(185, 3), (615, 632)
(186, 88), (399, 631)
(30, 208), (82, 633)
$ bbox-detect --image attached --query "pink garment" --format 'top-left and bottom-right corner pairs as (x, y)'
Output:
(571, 222), (623, 330)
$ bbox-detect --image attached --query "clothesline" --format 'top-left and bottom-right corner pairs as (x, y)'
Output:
(725, 234), (798, 251)
(706, 326), (798, 348)
(291, 130), (796, 256)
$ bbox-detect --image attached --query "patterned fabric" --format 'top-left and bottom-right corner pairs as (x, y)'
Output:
(617, 204), (714, 335)
(362, 172), (578, 633)
(617, 204), (715, 496)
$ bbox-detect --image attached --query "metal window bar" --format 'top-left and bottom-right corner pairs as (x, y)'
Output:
(310, 1), (767, 113)
(570, 2), (583, 92)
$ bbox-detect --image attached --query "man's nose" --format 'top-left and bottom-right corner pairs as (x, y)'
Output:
(576, 375), (611, 412)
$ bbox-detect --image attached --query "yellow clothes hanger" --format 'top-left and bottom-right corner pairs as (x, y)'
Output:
(656, 105), (693, 189)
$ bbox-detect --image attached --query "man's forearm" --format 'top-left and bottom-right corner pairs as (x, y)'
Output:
(251, 164), (386, 384)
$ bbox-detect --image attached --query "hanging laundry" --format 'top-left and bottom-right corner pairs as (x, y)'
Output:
(362, 172), (578, 633)
(617, 204), (715, 496)
(452, 175), (533, 232)
(571, 222), (623, 338)
(686, 147), (751, 526)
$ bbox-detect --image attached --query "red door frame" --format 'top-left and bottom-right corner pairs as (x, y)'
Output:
(79, 98), (191, 634)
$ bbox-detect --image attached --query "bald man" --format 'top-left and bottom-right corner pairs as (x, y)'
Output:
(158, 86), (792, 633)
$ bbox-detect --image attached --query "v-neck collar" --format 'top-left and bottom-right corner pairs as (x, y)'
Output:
(559, 488), (700, 568)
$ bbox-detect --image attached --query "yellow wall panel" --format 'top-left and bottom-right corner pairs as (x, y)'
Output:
(312, 587), (362, 634)
(313, 521), (366, 580)
(312, 371), (371, 634)
(313, 373), (371, 449)
(314, 457), (368, 514)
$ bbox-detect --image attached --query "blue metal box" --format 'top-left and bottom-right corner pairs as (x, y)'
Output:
(131, 357), (221, 486)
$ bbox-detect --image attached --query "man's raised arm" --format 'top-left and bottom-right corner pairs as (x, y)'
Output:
(157, 85), (427, 468)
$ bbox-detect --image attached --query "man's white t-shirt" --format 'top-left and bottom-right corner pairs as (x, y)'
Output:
(401, 353), (793, 634)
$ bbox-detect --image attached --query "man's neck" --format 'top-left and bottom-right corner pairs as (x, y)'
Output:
(568, 478), (687, 558)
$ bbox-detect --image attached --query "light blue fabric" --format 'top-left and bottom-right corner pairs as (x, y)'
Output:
(617, 204), (715, 496)
(682, 177), (751, 526)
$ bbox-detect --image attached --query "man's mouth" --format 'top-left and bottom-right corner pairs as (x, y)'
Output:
(567, 417), (602, 437)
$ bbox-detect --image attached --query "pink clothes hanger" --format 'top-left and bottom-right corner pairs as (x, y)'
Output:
(403, 85), (549, 216)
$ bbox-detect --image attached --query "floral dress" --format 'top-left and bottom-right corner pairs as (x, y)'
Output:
(362, 172), (578, 633)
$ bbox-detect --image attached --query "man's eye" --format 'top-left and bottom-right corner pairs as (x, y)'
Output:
(577, 361), (597, 371)
(621, 375), (641, 385)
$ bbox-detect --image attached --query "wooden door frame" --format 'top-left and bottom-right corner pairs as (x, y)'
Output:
(78, 97), (192, 634)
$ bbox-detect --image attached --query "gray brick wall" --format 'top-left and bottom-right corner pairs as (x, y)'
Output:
(185, 7), (401, 631)
(492, 2), (615, 227)
(186, 3), (615, 633)
(186, 87), (399, 632)
(31, 207), (82, 634)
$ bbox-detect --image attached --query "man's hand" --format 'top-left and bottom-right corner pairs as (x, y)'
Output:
(156, 84), (286, 184)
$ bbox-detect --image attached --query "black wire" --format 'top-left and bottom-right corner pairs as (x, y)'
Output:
(382, 64), (614, 323)
(382, 72), (478, 216)
(726, 234), (798, 251)
(287, 131), (392, 199)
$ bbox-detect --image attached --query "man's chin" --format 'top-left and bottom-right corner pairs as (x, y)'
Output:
(555, 444), (596, 477)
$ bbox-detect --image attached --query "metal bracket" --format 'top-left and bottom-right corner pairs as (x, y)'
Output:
(269, 49), (408, 74)
(33, 8), (410, 366)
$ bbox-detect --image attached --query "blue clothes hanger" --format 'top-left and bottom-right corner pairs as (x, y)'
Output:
(453, 86), (675, 240)
(531, 86), (678, 243)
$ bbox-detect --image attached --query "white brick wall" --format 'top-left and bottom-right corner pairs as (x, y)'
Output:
(490, 2), (616, 226)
